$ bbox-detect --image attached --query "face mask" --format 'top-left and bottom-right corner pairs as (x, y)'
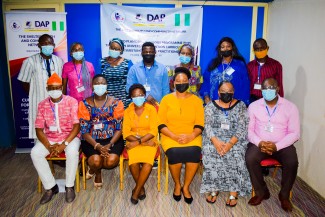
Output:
(142, 54), (155, 63)
(109, 49), (120, 58)
(132, 96), (146, 107)
(48, 90), (62, 99)
(219, 93), (234, 103)
(72, 51), (84, 61)
(175, 83), (189, 93)
(93, 84), (107, 96)
(41, 45), (54, 56)
(254, 49), (268, 59)
(220, 50), (232, 57)
(179, 55), (191, 64)
(262, 89), (277, 101)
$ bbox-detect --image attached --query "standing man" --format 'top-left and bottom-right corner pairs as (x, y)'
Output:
(31, 73), (80, 204)
(246, 78), (300, 212)
(18, 34), (64, 139)
(126, 42), (169, 106)
(247, 38), (284, 103)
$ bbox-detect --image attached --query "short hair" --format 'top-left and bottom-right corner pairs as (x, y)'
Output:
(262, 78), (278, 87)
(218, 80), (234, 91)
(142, 42), (155, 51)
(70, 42), (84, 53)
(128, 83), (146, 98)
(254, 38), (268, 47)
(38, 34), (53, 43)
(174, 67), (191, 80)
(92, 74), (107, 83)
(109, 38), (125, 53)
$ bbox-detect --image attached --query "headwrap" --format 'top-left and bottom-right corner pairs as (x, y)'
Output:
(178, 43), (194, 56)
(109, 38), (125, 53)
(47, 72), (62, 85)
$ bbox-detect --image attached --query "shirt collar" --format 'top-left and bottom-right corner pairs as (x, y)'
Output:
(140, 60), (157, 68)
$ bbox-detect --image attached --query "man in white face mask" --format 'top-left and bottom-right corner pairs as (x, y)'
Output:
(31, 73), (80, 204)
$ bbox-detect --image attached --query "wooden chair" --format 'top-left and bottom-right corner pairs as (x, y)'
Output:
(119, 146), (161, 191)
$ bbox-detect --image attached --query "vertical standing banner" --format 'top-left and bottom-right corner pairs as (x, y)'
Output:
(5, 12), (67, 149)
(101, 5), (203, 66)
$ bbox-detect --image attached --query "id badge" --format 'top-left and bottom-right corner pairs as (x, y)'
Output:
(93, 123), (103, 130)
(225, 67), (235, 76)
(76, 85), (85, 93)
(264, 123), (274, 132)
(49, 125), (58, 132)
(144, 84), (151, 92)
(254, 83), (262, 90)
(220, 119), (230, 130)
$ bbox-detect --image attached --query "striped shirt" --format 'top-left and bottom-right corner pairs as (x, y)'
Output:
(17, 53), (64, 139)
(247, 56), (284, 98)
(100, 58), (133, 107)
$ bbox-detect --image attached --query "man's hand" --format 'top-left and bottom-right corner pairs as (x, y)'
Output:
(50, 143), (65, 157)
(146, 95), (158, 106)
(259, 141), (277, 155)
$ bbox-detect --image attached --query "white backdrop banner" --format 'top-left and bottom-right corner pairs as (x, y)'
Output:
(100, 4), (203, 65)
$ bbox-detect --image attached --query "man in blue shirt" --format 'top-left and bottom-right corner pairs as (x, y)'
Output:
(126, 42), (169, 105)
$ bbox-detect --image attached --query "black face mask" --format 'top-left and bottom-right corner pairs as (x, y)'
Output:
(142, 54), (155, 63)
(220, 50), (233, 57)
(175, 83), (189, 93)
(219, 93), (234, 103)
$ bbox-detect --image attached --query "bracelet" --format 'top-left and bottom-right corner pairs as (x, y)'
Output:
(94, 143), (100, 150)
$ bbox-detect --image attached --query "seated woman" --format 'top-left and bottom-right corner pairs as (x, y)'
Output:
(123, 84), (158, 205)
(158, 67), (204, 205)
(78, 74), (124, 189)
(200, 81), (251, 206)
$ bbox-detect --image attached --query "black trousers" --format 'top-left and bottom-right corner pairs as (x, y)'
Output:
(245, 142), (298, 199)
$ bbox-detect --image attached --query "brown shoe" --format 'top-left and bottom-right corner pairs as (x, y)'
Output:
(248, 191), (270, 206)
(40, 184), (59, 204)
(65, 186), (76, 203)
(279, 195), (293, 212)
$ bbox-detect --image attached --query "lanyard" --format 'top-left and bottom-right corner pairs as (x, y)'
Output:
(74, 63), (83, 85)
(257, 64), (262, 83)
(265, 102), (278, 122)
(220, 100), (232, 118)
(48, 98), (62, 121)
(221, 60), (232, 81)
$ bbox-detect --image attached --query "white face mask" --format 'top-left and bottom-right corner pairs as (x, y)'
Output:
(48, 90), (62, 99)
(93, 84), (107, 96)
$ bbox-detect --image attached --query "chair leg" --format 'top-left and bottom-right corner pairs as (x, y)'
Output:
(82, 156), (86, 190)
(252, 186), (255, 197)
(49, 161), (55, 175)
(38, 177), (42, 193)
(76, 167), (80, 193)
(119, 156), (124, 191)
(165, 157), (168, 195)
(157, 155), (161, 192)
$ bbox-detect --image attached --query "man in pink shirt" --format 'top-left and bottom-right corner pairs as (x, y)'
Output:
(246, 78), (300, 212)
(31, 73), (80, 204)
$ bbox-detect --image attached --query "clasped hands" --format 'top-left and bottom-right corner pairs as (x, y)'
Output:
(172, 133), (196, 144)
(258, 141), (277, 155)
(125, 139), (156, 150)
(48, 143), (65, 157)
(212, 140), (232, 157)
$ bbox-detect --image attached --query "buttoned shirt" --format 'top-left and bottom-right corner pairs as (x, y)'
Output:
(35, 95), (79, 142)
(248, 96), (300, 151)
(126, 60), (169, 103)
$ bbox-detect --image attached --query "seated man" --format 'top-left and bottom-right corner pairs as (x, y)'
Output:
(31, 73), (80, 204)
(246, 78), (300, 212)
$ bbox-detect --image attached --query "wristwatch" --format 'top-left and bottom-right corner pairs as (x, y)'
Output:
(64, 141), (69, 146)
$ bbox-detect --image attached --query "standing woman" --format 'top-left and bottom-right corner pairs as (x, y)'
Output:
(78, 74), (124, 189)
(62, 42), (95, 102)
(158, 67), (204, 204)
(200, 37), (250, 105)
(200, 81), (251, 206)
(100, 38), (133, 107)
(123, 84), (158, 205)
(168, 44), (203, 96)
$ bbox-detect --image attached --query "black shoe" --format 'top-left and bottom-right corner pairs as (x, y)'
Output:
(65, 186), (75, 203)
(138, 188), (146, 200)
(40, 184), (59, 204)
(152, 160), (158, 170)
(182, 188), (193, 204)
(173, 193), (182, 202)
(131, 190), (138, 205)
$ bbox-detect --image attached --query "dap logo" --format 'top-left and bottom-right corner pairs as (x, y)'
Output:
(147, 14), (166, 22)
(9, 20), (21, 31)
(111, 10), (125, 23)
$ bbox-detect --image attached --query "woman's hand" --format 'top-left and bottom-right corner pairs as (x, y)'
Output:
(143, 139), (156, 147)
(212, 139), (225, 156)
(125, 141), (138, 150)
(178, 133), (195, 144)
(204, 95), (211, 104)
(220, 143), (232, 156)
(97, 144), (110, 158)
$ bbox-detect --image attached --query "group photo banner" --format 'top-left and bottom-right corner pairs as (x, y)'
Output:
(100, 4), (203, 66)
(5, 11), (67, 148)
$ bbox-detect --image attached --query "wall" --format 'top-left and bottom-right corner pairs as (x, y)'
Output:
(268, 0), (325, 197)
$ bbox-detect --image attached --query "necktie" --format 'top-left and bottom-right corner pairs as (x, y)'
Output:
(46, 59), (51, 78)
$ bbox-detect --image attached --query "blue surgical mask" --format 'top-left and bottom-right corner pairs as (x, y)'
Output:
(41, 45), (54, 56)
(132, 96), (146, 107)
(93, 84), (107, 96)
(109, 49), (120, 58)
(72, 51), (84, 61)
(262, 89), (277, 101)
(179, 55), (191, 64)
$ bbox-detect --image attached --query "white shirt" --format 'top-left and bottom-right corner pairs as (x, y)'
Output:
(17, 53), (64, 138)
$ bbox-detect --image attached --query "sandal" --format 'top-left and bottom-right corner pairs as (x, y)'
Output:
(205, 192), (218, 204)
(226, 195), (238, 207)
(86, 167), (95, 180)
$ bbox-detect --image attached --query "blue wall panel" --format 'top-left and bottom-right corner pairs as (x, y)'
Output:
(256, 7), (265, 39)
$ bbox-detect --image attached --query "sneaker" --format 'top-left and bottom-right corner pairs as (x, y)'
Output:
(152, 160), (158, 169)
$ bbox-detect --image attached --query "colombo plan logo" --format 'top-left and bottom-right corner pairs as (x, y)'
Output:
(111, 10), (125, 23)
(9, 20), (21, 31)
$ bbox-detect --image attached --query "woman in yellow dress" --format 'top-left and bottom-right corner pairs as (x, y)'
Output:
(123, 83), (158, 205)
(158, 67), (204, 204)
